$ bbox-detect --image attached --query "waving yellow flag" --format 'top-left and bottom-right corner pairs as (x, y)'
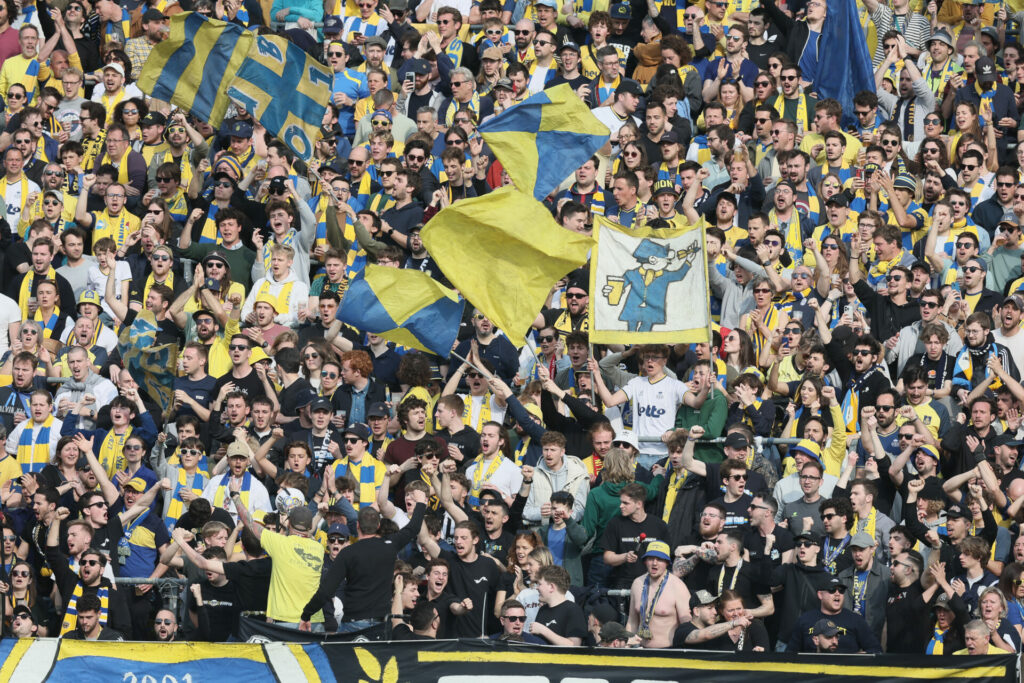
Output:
(421, 186), (593, 344)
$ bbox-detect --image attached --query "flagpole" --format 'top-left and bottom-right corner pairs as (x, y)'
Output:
(450, 350), (488, 377)
(587, 343), (597, 405)
(524, 335), (544, 376)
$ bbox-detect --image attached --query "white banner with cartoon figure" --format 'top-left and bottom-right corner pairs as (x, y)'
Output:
(588, 216), (710, 344)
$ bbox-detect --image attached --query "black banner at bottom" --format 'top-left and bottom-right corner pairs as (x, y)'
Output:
(319, 638), (1018, 683)
(236, 614), (388, 643)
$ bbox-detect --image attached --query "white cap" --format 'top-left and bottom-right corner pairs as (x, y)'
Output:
(103, 62), (125, 77)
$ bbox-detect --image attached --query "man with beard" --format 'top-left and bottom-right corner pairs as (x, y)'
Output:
(770, 531), (828, 652)
(537, 279), (589, 336)
(450, 310), (519, 385)
(886, 289), (962, 377)
(885, 549), (932, 653)
(153, 609), (178, 641)
(950, 314), (1019, 413)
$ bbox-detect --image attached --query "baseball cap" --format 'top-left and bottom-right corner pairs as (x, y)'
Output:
(610, 2), (631, 18)
(818, 576), (847, 592)
(295, 388), (318, 410)
(811, 618), (841, 637)
(202, 251), (230, 269)
(142, 111), (167, 127)
(690, 589), (718, 608)
(102, 62), (125, 77)
(825, 193), (849, 208)
(794, 530), (822, 545)
(1004, 294), (1024, 310)
(142, 8), (167, 22)
(481, 46), (502, 61)
(226, 440), (249, 459)
(124, 477), (147, 492)
(946, 503), (971, 521)
(599, 621), (635, 642)
(558, 41), (581, 54)
(976, 56), (998, 84)
(642, 540), (671, 562)
(367, 402), (389, 419)
(275, 487), (305, 513)
(327, 523), (348, 538)
(345, 423), (371, 441)
(589, 603), (619, 624)
(11, 604), (33, 620)
(323, 16), (343, 34)
(915, 443), (941, 462)
(228, 120), (253, 139)
(934, 592), (952, 610)
(288, 506), (314, 532)
(999, 211), (1019, 228)
(535, 0), (557, 7)
(615, 78), (643, 97)
(723, 432), (750, 450)
(658, 129), (679, 145)
(405, 58), (431, 76)
(493, 78), (515, 92)
(849, 531), (875, 548)
(365, 36), (387, 50)
(310, 397), (334, 413)
(652, 179), (679, 197)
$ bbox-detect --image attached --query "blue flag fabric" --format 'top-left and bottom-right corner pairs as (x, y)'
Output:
(477, 84), (609, 201)
(336, 266), (464, 357)
(118, 310), (178, 416)
(817, 0), (875, 130)
(225, 34), (333, 162)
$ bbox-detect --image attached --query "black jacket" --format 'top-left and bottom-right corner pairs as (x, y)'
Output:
(331, 378), (388, 428)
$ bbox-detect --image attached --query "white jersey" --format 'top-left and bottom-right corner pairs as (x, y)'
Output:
(622, 374), (688, 457)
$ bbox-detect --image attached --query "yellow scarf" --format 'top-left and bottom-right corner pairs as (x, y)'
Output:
(212, 472), (252, 511)
(60, 582), (108, 635)
(99, 146), (131, 184)
(92, 209), (138, 251)
(100, 90), (127, 125)
(143, 271), (174, 304)
(34, 305), (61, 339)
(662, 468), (688, 523)
(16, 414), (53, 477)
(462, 392), (492, 431)
(774, 94), (810, 132)
(256, 279), (293, 317)
(166, 466), (206, 527)
(468, 453), (503, 508)
(18, 267), (55, 318)
(98, 426), (132, 479)
(853, 506), (877, 541)
(868, 248), (906, 280)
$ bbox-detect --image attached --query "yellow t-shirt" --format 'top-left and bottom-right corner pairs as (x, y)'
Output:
(259, 530), (325, 623)
(0, 453), (21, 487)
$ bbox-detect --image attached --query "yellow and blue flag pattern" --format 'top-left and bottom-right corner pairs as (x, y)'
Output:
(226, 35), (333, 163)
(421, 186), (593, 344)
(336, 265), (464, 357)
(47, 641), (278, 681)
(137, 13), (254, 125)
(477, 83), (610, 202)
(118, 310), (178, 416)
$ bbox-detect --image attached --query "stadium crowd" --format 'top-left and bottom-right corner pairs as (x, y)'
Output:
(0, 0), (1019, 659)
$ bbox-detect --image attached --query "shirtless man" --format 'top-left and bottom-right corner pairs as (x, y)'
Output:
(627, 540), (691, 648)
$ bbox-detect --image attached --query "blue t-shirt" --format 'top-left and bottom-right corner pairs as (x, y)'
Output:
(856, 428), (899, 466)
(799, 30), (821, 88)
(174, 375), (217, 419)
(548, 526), (567, 567)
(120, 509), (171, 579)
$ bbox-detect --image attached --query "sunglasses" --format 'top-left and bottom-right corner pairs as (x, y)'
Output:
(565, 292), (586, 299)
(182, 448), (203, 456)
(962, 164), (979, 171)
(152, 254), (171, 262)
(466, 372), (482, 379)
(963, 266), (982, 273)
(328, 536), (346, 543)
(322, 371), (338, 379)
(44, 169), (64, 176)
(11, 569), (30, 577)
(348, 159), (365, 165)
(538, 335), (557, 342)
(780, 75), (798, 81)
(344, 436), (363, 444)
(925, 117), (942, 125)
(728, 474), (747, 481)
(229, 344), (250, 351)
(885, 274), (903, 282)
(822, 513), (838, 520)
(785, 327), (802, 334)
(305, 352), (320, 359)
(753, 288), (772, 294)
(881, 139), (900, 146)
(514, 29), (531, 34)
(853, 349), (873, 356)
(406, 154), (425, 162)
(328, 51), (345, 57)
(795, 540), (818, 548)
(826, 586), (847, 594)
(372, 120), (391, 127)
(899, 433), (916, 439)
(43, 199), (60, 206)
(154, 618), (175, 625)
(6, 92), (23, 99)
(124, 444), (144, 451)
(504, 615), (526, 622)
(533, 40), (553, 46)
(920, 301), (939, 308)
(156, 176), (173, 182)
(81, 559), (102, 567)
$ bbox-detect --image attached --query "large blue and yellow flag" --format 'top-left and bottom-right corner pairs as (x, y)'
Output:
(336, 265), (464, 357)
(226, 34), (333, 162)
(421, 186), (593, 343)
(477, 83), (609, 201)
(817, 0), (875, 129)
(137, 13), (254, 125)
(118, 310), (178, 416)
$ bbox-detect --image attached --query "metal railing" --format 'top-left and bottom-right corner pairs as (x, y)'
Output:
(113, 577), (189, 611)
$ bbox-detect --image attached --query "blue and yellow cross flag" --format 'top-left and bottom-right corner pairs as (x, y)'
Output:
(118, 310), (178, 416)
(137, 13), (254, 126)
(336, 265), (464, 357)
(226, 34), (333, 163)
(477, 83), (610, 202)
(421, 186), (593, 344)
(588, 216), (711, 344)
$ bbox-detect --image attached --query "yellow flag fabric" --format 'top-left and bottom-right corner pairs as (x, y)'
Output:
(421, 186), (593, 344)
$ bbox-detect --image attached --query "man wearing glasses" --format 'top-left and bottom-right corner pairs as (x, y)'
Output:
(328, 41), (370, 137)
(885, 289), (962, 376)
(787, 576), (880, 653)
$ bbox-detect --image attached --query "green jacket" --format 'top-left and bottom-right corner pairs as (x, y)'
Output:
(675, 390), (729, 463)
(582, 476), (663, 554)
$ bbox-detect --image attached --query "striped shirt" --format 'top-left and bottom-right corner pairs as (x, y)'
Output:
(869, 7), (932, 67)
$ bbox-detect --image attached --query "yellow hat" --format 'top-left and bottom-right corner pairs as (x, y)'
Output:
(249, 346), (270, 365)
(254, 293), (284, 314)
(524, 402), (544, 424)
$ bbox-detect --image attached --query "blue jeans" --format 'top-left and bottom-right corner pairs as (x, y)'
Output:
(586, 552), (611, 589)
(636, 452), (663, 470)
(336, 618), (382, 634)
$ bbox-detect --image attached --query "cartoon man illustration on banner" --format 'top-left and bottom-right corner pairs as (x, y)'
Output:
(602, 238), (699, 332)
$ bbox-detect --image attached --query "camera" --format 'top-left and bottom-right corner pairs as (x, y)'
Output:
(268, 176), (287, 195)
